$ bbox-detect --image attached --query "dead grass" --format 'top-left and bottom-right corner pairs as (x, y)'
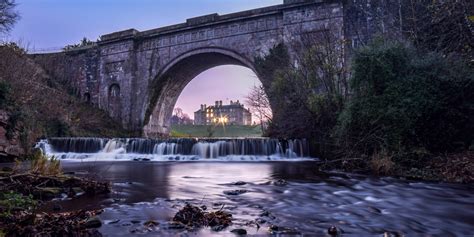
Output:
(370, 150), (395, 176)
(30, 151), (62, 176)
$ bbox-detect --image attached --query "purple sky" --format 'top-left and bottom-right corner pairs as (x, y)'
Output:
(4, 0), (282, 120)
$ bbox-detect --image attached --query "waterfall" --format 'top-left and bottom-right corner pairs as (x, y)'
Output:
(36, 137), (311, 161)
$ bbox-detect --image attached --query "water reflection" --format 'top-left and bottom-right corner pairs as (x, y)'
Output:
(54, 161), (474, 236)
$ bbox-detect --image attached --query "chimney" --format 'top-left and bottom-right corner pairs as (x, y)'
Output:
(215, 101), (219, 107)
(230, 100), (233, 104)
(220, 100), (223, 106)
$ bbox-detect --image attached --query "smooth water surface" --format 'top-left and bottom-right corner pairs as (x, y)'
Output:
(49, 161), (474, 236)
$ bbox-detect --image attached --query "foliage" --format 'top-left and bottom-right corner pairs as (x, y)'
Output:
(401, 0), (473, 62)
(255, 32), (348, 146)
(45, 118), (70, 137)
(170, 107), (193, 125)
(0, 80), (11, 108)
(63, 37), (95, 51)
(0, 0), (19, 34)
(0, 191), (37, 218)
(336, 39), (474, 156)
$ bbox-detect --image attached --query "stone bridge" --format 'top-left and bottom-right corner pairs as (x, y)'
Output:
(31, 0), (400, 137)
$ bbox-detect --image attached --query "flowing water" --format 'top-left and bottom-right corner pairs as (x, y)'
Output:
(36, 138), (473, 236)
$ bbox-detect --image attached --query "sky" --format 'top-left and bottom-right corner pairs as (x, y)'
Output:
(5, 0), (283, 120)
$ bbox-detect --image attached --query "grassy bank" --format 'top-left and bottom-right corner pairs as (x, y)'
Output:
(170, 125), (262, 138)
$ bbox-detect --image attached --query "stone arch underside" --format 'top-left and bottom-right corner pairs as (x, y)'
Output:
(143, 48), (265, 137)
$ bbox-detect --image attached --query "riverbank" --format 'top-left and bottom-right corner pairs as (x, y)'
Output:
(319, 150), (474, 184)
(0, 156), (110, 236)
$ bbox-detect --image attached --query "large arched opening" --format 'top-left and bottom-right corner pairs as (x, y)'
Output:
(143, 47), (271, 137)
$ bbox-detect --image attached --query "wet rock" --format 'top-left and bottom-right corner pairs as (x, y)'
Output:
(167, 221), (186, 229)
(144, 220), (159, 227)
(223, 190), (247, 195)
(106, 219), (120, 224)
(232, 181), (247, 186)
(231, 228), (247, 235)
(142, 158), (151, 161)
(259, 210), (271, 217)
(383, 231), (403, 237)
(328, 225), (339, 236)
(52, 204), (62, 211)
(368, 206), (382, 214)
(131, 220), (141, 224)
(200, 205), (207, 210)
(85, 216), (102, 229)
(273, 179), (287, 186)
(255, 218), (266, 224)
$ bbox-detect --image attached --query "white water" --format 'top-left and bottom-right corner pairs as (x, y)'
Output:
(35, 138), (315, 162)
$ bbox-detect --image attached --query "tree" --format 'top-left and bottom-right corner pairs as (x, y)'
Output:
(402, 0), (473, 62)
(0, 0), (19, 34)
(63, 37), (95, 51)
(171, 107), (192, 125)
(336, 40), (474, 156)
(245, 84), (272, 133)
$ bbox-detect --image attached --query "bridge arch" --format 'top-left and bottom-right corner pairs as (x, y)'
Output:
(143, 47), (265, 137)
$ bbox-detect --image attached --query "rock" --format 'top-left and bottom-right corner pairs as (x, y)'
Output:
(223, 190), (247, 195)
(106, 219), (120, 224)
(167, 221), (186, 229)
(232, 181), (247, 185)
(142, 158), (151, 161)
(231, 228), (247, 235)
(368, 206), (382, 214)
(131, 220), (141, 224)
(273, 179), (287, 186)
(52, 204), (62, 211)
(259, 210), (271, 217)
(144, 220), (159, 227)
(328, 226), (338, 236)
(211, 225), (226, 231)
(85, 217), (102, 228)
(268, 225), (300, 235)
(1, 167), (13, 172)
(200, 205), (207, 210)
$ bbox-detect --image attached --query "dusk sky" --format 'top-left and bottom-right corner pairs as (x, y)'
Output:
(6, 0), (283, 120)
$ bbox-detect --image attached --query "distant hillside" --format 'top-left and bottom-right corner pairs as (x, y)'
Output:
(0, 43), (131, 160)
(171, 124), (262, 138)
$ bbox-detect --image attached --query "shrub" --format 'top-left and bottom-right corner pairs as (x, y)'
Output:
(0, 191), (37, 218)
(0, 80), (11, 107)
(337, 40), (474, 155)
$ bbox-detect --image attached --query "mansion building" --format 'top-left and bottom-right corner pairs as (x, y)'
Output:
(194, 100), (252, 125)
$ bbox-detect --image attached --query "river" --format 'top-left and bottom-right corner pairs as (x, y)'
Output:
(36, 138), (473, 236)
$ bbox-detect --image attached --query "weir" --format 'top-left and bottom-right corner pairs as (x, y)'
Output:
(37, 137), (311, 161)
